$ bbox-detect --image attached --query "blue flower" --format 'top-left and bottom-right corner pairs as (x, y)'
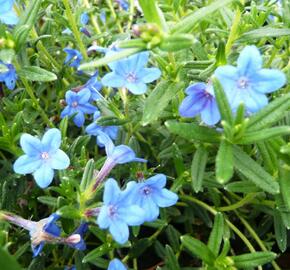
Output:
(0, 61), (17, 90)
(82, 73), (103, 101)
(60, 89), (97, 127)
(67, 222), (88, 251)
(127, 174), (178, 222)
(115, 0), (129, 11)
(63, 48), (83, 68)
(108, 259), (127, 270)
(13, 129), (70, 188)
(62, 28), (72, 35)
(101, 51), (161, 95)
(0, 0), (18, 25)
(97, 178), (145, 244)
(80, 12), (89, 25)
(86, 111), (118, 147)
(214, 45), (286, 114)
(179, 82), (221, 125)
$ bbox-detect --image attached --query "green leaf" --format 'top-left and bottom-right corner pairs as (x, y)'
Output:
(207, 213), (224, 257)
(129, 238), (152, 258)
(37, 196), (57, 207)
(166, 225), (181, 253)
(96, 116), (130, 126)
(80, 159), (95, 192)
(82, 243), (112, 263)
(225, 181), (261, 193)
(216, 140), (233, 184)
(238, 126), (290, 144)
(191, 146), (208, 192)
(160, 34), (194, 51)
(181, 235), (215, 265)
(57, 205), (81, 219)
(246, 93), (290, 131)
(212, 77), (233, 125)
(0, 248), (22, 270)
(165, 120), (221, 143)
(233, 146), (280, 194)
(279, 166), (290, 210)
(239, 27), (290, 41)
(18, 66), (57, 82)
(165, 245), (180, 270)
(142, 81), (184, 126)
(232, 251), (277, 268)
(273, 209), (287, 252)
(171, 0), (235, 33)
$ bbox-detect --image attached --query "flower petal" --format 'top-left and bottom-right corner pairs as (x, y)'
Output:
(101, 72), (126, 88)
(98, 132), (115, 156)
(103, 178), (120, 205)
(13, 155), (42, 174)
(125, 82), (147, 95)
(111, 145), (136, 164)
(179, 93), (207, 118)
(119, 205), (144, 226)
(109, 220), (129, 244)
(97, 206), (111, 229)
(78, 103), (97, 114)
(237, 46), (262, 76)
(50, 149), (70, 170)
(41, 128), (61, 152)
(33, 164), (54, 188)
(128, 51), (149, 71)
(77, 88), (91, 104)
(145, 174), (167, 189)
(0, 10), (19, 25)
(20, 134), (42, 155)
(73, 111), (85, 127)
(140, 196), (159, 222)
(152, 189), (178, 208)
(200, 99), (221, 125)
(185, 82), (207, 95)
(140, 68), (161, 83)
(252, 69), (286, 93)
(60, 106), (73, 118)
(108, 259), (127, 270)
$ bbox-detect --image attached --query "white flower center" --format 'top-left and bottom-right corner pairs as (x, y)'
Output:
(72, 101), (78, 108)
(126, 72), (137, 83)
(237, 77), (249, 89)
(41, 152), (50, 160)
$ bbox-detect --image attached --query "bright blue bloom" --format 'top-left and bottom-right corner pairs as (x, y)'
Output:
(108, 259), (127, 270)
(0, 0), (18, 25)
(179, 82), (221, 125)
(101, 51), (161, 95)
(86, 111), (118, 147)
(0, 61), (17, 90)
(80, 12), (89, 25)
(60, 89), (97, 127)
(115, 0), (129, 11)
(100, 10), (106, 24)
(13, 129), (70, 188)
(127, 174), (178, 222)
(214, 45), (286, 114)
(97, 178), (145, 244)
(63, 48), (83, 68)
(82, 73), (103, 101)
(67, 222), (88, 251)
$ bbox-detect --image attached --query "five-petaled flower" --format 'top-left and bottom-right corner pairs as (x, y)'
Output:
(127, 174), (178, 222)
(60, 88), (97, 127)
(97, 178), (145, 244)
(179, 82), (221, 125)
(13, 128), (70, 188)
(86, 111), (118, 147)
(0, 0), (18, 25)
(108, 258), (127, 270)
(101, 51), (161, 95)
(0, 61), (17, 90)
(63, 48), (83, 68)
(214, 45), (286, 114)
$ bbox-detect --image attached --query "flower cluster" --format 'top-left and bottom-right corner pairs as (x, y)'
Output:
(180, 46), (286, 124)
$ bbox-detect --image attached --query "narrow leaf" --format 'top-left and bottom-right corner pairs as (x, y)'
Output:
(273, 209), (287, 252)
(208, 213), (224, 257)
(18, 66), (57, 82)
(232, 252), (277, 268)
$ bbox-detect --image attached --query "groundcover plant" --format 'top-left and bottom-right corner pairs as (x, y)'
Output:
(0, 0), (289, 269)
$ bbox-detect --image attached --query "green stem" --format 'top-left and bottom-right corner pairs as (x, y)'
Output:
(63, 0), (88, 59)
(217, 193), (257, 212)
(83, 0), (102, 36)
(127, 0), (135, 32)
(106, 0), (123, 33)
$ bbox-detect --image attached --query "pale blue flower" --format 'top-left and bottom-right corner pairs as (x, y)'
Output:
(108, 259), (127, 270)
(13, 129), (70, 188)
(179, 82), (221, 125)
(63, 48), (83, 68)
(97, 178), (145, 244)
(0, 0), (18, 25)
(0, 61), (17, 90)
(101, 51), (161, 95)
(82, 73), (103, 101)
(86, 111), (118, 147)
(80, 12), (89, 25)
(60, 89), (97, 127)
(127, 174), (178, 222)
(214, 46), (286, 114)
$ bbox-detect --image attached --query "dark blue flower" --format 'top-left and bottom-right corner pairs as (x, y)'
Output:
(214, 45), (286, 114)
(0, 61), (17, 90)
(86, 111), (118, 147)
(127, 174), (178, 222)
(82, 73), (103, 101)
(97, 178), (145, 244)
(179, 82), (221, 125)
(60, 89), (97, 127)
(63, 48), (83, 68)
(67, 222), (88, 251)
(101, 51), (161, 95)
(13, 129), (70, 188)
(0, 0), (18, 25)
(108, 259), (127, 270)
